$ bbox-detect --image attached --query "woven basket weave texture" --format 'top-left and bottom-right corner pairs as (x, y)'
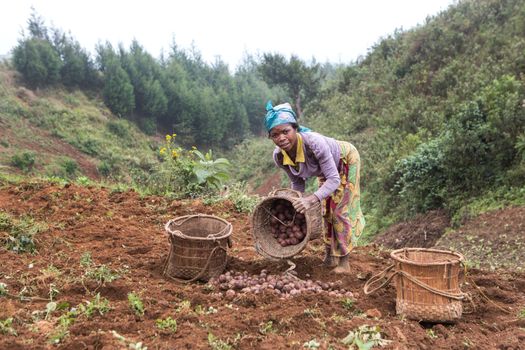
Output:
(251, 188), (322, 259)
(163, 214), (232, 283)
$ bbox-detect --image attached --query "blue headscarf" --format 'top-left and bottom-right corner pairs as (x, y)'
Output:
(264, 101), (311, 133)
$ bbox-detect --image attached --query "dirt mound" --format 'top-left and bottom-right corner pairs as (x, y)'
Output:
(0, 182), (524, 349)
(374, 210), (450, 249)
(436, 206), (525, 272)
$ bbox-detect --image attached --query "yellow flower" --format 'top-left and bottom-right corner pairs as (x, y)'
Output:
(171, 150), (178, 159)
(159, 147), (167, 155)
(191, 146), (197, 150)
(172, 133), (177, 138)
(165, 135), (172, 142)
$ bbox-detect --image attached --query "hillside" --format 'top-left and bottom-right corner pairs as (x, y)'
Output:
(0, 64), (160, 184)
(0, 180), (524, 349)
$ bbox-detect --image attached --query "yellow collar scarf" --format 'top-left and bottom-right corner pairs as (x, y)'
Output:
(281, 133), (305, 166)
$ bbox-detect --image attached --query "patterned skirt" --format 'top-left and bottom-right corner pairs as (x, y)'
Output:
(319, 141), (365, 257)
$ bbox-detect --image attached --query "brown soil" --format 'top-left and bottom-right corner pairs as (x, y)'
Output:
(1, 182), (524, 349)
(374, 210), (450, 249)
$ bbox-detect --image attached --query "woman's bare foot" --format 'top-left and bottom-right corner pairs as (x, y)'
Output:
(332, 254), (351, 274)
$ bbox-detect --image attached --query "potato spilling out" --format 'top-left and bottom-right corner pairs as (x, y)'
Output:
(210, 270), (354, 299)
(269, 199), (307, 247)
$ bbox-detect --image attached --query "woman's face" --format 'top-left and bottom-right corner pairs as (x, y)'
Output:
(269, 123), (297, 152)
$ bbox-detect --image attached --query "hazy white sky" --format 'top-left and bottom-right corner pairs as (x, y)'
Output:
(1, 0), (456, 68)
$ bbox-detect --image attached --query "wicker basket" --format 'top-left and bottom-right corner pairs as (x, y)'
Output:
(251, 188), (322, 259)
(163, 214), (232, 283)
(364, 248), (466, 323)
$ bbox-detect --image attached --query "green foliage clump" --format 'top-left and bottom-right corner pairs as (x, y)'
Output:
(0, 211), (47, 253)
(143, 134), (230, 198)
(128, 292), (145, 317)
(156, 316), (177, 333)
(10, 151), (36, 173)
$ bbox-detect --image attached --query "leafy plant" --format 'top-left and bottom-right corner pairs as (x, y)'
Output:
(0, 212), (47, 253)
(207, 332), (232, 350)
(258, 320), (274, 335)
(0, 318), (17, 335)
(341, 298), (355, 310)
(0, 283), (8, 296)
(79, 293), (110, 318)
(303, 339), (321, 349)
(156, 316), (177, 333)
(10, 151), (35, 173)
(128, 292), (145, 317)
(341, 325), (391, 349)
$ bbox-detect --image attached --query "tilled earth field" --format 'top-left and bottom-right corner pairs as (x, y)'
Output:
(0, 182), (524, 349)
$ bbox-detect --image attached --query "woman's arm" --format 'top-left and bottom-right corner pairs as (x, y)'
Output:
(311, 141), (341, 201)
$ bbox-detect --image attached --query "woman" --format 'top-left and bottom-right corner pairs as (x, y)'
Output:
(265, 101), (365, 273)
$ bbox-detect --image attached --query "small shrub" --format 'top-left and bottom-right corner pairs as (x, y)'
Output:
(128, 292), (145, 317)
(341, 325), (391, 349)
(208, 333), (232, 350)
(79, 293), (110, 318)
(0, 318), (17, 336)
(107, 119), (130, 139)
(10, 151), (35, 173)
(156, 316), (177, 333)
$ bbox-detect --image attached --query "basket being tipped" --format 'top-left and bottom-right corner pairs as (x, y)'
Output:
(251, 188), (322, 259)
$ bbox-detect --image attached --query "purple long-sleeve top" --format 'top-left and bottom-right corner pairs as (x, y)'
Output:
(273, 132), (341, 201)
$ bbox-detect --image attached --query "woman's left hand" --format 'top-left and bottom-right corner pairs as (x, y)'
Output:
(292, 195), (319, 214)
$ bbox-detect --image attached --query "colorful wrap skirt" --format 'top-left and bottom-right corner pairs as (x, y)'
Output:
(319, 141), (365, 257)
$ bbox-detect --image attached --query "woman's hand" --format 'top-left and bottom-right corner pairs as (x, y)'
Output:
(292, 195), (319, 214)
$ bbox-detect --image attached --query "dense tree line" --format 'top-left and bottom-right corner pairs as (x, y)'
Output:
(11, 10), (322, 148)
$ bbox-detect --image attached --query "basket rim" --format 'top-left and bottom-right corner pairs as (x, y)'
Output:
(165, 214), (232, 241)
(251, 195), (312, 259)
(390, 247), (464, 266)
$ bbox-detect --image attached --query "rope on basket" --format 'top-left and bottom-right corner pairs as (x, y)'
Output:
(163, 243), (227, 284)
(363, 264), (468, 300)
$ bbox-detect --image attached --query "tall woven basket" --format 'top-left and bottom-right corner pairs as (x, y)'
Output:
(364, 248), (466, 323)
(251, 188), (322, 259)
(163, 214), (232, 283)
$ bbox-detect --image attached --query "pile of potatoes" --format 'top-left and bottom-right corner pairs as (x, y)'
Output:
(210, 270), (354, 300)
(269, 199), (307, 247)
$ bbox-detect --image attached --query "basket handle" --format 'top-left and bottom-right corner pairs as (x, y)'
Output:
(163, 245), (227, 284)
(364, 264), (397, 295)
(364, 264), (467, 300)
(269, 188), (303, 198)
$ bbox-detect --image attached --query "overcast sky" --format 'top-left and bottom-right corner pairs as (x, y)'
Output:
(1, 0), (456, 69)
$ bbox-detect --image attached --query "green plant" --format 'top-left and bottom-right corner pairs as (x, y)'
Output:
(0, 283), (8, 296)
(259, 320), (274, 335)
(0, 212), (47, 253)
(207, 332), (232, 350)
(10, 151), (36, 173)
(128, 292), (145, 317)
(303, 339), (321, 349)
(426, 329), (438, 339)
(85, 265), (119, 284)
(342, 298), (355, 310)
(151, 134), (231, 197)
(341, 325), (391, 349)
(0, 318), (17, 335)
(79, 293), (110, 318)
(156, 316), (177, 333)
(518, 308), (525, 319)
(80, 251), (93, 267)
